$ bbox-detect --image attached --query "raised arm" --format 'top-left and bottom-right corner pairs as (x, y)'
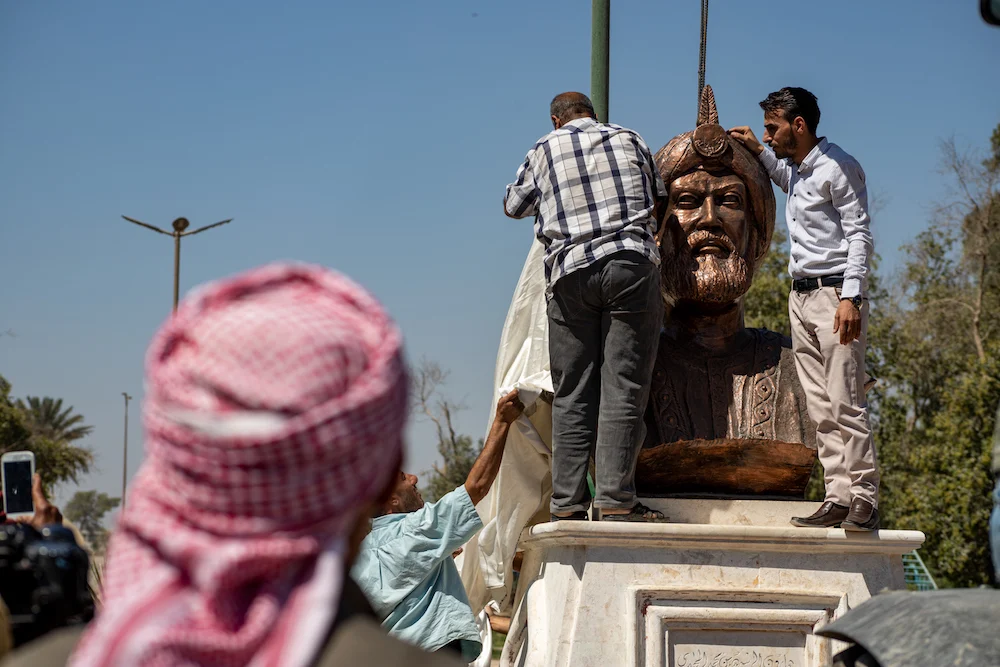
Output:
(637, 134), (669, 231)
(504, 152), (539, 219)
(729, 126), (792, 193)
(464, 389), (524, 505)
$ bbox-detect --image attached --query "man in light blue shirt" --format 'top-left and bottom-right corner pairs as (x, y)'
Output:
(352, 389), (523, 662)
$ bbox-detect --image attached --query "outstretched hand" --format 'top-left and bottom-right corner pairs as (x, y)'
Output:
(466, 390), (525, 505)
(728, 126), (764, 156)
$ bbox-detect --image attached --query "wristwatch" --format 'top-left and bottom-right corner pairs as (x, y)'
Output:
(841, 295), (863, 308)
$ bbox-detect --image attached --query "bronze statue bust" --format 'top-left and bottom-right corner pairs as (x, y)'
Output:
(636, 86), (817, 497)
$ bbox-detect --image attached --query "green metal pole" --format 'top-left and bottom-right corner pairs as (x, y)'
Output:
(591, 0), (610, 122)
(588, 0), (609, 509)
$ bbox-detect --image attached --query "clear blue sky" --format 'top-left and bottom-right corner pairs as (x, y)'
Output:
(2, 1), (998, 508)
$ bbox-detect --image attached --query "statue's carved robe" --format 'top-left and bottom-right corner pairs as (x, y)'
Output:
(639, 328), (817, 496)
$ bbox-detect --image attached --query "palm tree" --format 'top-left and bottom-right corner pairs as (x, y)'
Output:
(1, 383), (94, 488)
(16, 396), (94, 443)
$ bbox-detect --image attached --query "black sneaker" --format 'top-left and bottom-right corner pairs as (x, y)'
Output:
(600, 502), (668, 523)
(550, 510), (589, 522)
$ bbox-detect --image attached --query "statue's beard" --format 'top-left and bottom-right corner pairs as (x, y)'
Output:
(663, 230), (753, 305)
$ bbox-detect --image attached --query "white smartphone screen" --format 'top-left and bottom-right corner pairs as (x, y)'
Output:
(3, 459), (34, 515)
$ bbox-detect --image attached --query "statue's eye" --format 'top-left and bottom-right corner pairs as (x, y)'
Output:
(676, 194), (700, 208)
(721, 193), (744, 208)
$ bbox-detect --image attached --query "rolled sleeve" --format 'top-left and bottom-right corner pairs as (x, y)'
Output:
(831, 159), (873, 299)
(376, 486), (483, 593)
(353, 486), (485, 656)
(504, 152), (539, 218)
(409, 484), (483, 549)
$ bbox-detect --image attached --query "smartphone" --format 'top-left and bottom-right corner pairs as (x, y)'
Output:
(2, 450), (36, 520)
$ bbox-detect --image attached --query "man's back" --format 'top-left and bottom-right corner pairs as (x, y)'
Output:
(505, 117), (665, 286)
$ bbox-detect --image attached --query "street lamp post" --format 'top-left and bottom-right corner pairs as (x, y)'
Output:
(121, 392), (131, 508)
(591, 0), (610, 123)
(122, 215), (233, 311)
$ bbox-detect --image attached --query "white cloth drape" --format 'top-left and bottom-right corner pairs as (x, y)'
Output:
(460, 239), (554, 614)
(468, 607), (493, 667)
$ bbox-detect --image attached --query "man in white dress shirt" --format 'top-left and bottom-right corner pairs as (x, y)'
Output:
(729, 87), (879, 531)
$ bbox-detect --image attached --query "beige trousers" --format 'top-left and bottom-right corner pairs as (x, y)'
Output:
(789, 286), (879, 507)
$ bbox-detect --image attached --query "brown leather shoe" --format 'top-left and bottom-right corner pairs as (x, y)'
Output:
(841, 498), (880, 531)
(790, 501), (849, 528)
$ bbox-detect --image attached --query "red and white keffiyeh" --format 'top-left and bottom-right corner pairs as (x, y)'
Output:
(70, 263), (409, 667)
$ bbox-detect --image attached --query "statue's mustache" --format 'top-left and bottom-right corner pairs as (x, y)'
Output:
(684, 230), (737, 255)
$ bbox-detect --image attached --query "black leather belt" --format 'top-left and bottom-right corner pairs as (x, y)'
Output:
(792, 274), (844, 292)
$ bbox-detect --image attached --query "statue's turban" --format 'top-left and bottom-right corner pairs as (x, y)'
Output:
(654, 85), (776, 265)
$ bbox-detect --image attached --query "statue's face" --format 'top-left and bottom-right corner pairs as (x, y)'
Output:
(661, 170), (755, 305)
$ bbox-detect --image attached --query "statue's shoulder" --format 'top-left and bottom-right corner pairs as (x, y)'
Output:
(748, 328), (793, 366)
(749, 328), (798, 374)
(747, 328), (817, 447)
(749, 327), (792, 349)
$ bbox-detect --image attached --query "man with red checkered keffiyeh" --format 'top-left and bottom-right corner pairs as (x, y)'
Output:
(3, 264), (464, 667)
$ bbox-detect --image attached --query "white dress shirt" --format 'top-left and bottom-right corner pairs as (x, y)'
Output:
(758, 138), (873, 298)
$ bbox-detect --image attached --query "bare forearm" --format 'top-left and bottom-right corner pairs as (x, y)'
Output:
(465, 420), (511, 505)
(489, 614), (512, 634)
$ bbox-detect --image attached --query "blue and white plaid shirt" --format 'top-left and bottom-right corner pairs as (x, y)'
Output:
(504, 117), (667, 287)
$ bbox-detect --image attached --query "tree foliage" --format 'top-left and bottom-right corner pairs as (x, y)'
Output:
(0, 377), (30, 453)
(745, 227), (792, 337)
(15, 396), (95, 444)
(414, 360), (481, 503)
(64, 490), (121, 554)
(0, 375), (95, 489)
(869, 128), (1000, 587)
(743, 128), (1000, 587)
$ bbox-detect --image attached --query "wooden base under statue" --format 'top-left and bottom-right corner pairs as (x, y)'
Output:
(500, 499), (924, 667)
(637, 438), (817, 497)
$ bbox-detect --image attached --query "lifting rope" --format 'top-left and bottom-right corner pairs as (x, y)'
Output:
(697, 0), (709, 120)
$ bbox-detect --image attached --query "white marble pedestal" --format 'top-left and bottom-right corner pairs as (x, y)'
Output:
(501, 500), (924, 667)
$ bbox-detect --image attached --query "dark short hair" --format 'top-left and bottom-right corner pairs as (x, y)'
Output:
(759, 87), (820, 135)
(550, 93), (596, 122)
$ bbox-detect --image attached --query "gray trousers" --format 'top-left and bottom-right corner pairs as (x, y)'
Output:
(547, 251), (663, 513)
(789, 286), (880, 507)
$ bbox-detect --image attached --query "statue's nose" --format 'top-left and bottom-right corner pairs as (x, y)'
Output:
(695, 198), (723, 231)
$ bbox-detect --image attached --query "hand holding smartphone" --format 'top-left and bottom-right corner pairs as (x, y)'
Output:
(2, 451), (36, 520)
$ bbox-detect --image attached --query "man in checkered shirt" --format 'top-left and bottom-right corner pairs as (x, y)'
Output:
(504, 92), (668, 522)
